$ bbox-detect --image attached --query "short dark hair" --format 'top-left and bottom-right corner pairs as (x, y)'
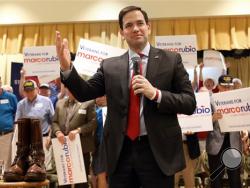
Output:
(118, 6), (149, 30)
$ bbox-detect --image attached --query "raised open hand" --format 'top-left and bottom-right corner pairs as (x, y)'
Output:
(55, 31), (71, 71)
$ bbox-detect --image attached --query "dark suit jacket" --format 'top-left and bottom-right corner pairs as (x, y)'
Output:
(51, 98), (97, 153)
(61, 46), (196, 176)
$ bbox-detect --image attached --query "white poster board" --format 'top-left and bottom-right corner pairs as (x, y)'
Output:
(202, 50), (227, 85)
(203, 50), (226, 70)
(23, 46), (60, 83)
(212, 87), (250, 132)
(11, 125), (18, 162)
(178, 92), (213, 133)
(155, 35), (197, 71)
(74, 39), (126, 76)
(102, 107), (107, 127)
(52, 134), (86, 185)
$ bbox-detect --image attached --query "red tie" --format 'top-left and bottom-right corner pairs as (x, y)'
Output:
(126, 54), (143, 140)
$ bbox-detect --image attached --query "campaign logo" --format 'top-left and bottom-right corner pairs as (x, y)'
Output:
(193, 105), (211, 115)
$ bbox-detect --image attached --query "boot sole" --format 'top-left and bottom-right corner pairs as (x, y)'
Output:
(3, 173), (25, 182)
(24, 173), (46, 182)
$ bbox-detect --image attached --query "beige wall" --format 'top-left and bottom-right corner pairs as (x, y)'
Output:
(1, 0), (250, 25)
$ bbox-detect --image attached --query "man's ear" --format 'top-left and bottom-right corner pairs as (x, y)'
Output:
(119, 29), (125, 40)
(147, 22), (151, 35)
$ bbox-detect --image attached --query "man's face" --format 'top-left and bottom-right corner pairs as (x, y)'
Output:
(120, 10), (150, 51)
(233, 82), (242, 89)
(24, 89), (38, 101)
(218, 85), (233, 92)
(204, 79), (215, 90)
(39, 88), (51, 97)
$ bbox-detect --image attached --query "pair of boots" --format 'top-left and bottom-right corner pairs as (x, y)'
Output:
(4, 118), (46, 182)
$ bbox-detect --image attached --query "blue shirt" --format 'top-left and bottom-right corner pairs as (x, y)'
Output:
(15, 94), (54, 134)
(95, 107), (104, 143)
(0, 89), (17, 132)
(49, 82), (60, 109)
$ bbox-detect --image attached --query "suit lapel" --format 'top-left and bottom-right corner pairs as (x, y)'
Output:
(68, 102), (81, 122)
(144, 47), (161, 106)
(62, 100), (69, 132)
(119, 52), (129, 107)
(145, 46), (161, 82)
(119, 48), (161, 108)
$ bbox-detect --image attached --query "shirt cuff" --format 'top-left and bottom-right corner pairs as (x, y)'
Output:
(156, 90), (162, 103)
(61, 64), (73, 80)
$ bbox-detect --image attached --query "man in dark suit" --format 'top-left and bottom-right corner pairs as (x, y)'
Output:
(56, 6), (196, 188)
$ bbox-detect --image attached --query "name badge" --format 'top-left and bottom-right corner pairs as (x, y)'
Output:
(35, 103), (43, 108)
(0, 99), (9, 104)
(78, 109), (86, 114)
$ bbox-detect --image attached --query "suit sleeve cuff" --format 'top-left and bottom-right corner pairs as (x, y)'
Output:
(60, 64), (73, 80)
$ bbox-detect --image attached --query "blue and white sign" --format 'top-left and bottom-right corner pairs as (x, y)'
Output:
(178, 92), (213, 133)
(52, 134), (86, 185)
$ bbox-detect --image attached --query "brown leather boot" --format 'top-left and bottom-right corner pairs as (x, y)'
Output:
(25, 119), (46, 182)
(4, 118), (31, 182)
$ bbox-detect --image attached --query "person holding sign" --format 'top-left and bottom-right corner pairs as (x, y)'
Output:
(56, 5), (196, 188)
(232, 78), (242, 90)
(206, 75), (242, 188)
(51, 88), (97, 188)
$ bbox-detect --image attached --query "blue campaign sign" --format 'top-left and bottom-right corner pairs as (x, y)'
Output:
(11, 62), (23, 101)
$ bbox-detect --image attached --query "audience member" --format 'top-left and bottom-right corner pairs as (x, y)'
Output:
(15, 80), (54, 172)
(51, 88), (97, 188)
(91, 96), (108, 188)
(0, 75), (18, 169)
(39, 83), (51, 97)
(233, 78), (242, 89)
(2, 85), (14, 93)
(206, 75), (242, 188)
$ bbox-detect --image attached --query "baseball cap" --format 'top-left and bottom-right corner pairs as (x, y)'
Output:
(23, 80), (37, 91)
(218, 75), (233, 86)
(39, 83), (50, 89)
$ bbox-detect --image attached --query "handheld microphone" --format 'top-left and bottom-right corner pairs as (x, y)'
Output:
(131, 56), (142, 97)
(131, 56), (141, 75)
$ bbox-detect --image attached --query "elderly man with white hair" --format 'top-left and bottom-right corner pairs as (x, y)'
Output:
(232, 77), (242, 89)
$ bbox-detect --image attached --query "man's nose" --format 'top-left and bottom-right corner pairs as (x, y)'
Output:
(133, 24), (139, 32)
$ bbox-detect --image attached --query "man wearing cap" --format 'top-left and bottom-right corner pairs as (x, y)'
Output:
(15, 80), (54, 137)
(14, 80), (55, 174)
(206, 75), (242, 188)
(39, 83), (51, 98)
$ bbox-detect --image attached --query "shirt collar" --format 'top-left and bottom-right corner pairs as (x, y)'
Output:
(128, 42), (150, 60)
(67, 98), (76, 105)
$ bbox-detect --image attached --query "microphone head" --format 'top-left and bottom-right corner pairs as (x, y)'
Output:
(131, 56), (141, 63)
(131, 56), (141, 75)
